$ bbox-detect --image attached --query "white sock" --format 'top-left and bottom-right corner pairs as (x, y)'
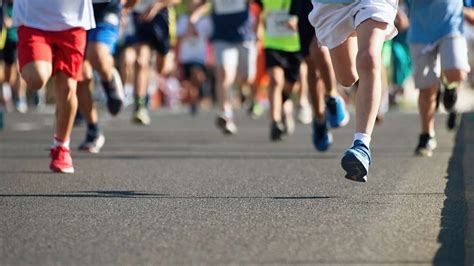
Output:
(221, 107), (233, 119)
(52, 137), (70, 149)
(353, 133), (371, 148)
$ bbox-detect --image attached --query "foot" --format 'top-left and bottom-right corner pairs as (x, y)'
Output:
(103, 68), (124, 116)
(15, 99), (28, 114)
(216, 116), (238, 135)
(341, 140), (371, 182)
(78, 133), (105, 154)
(442, 86), (457, 111)
(312, 119), (333, 152)
(270, 121), (285, 141)
(50, 146), (74, 173)
(326, 96), (350, 128)
(414, 133), (437, 157)
(132, 106), (151, 125)
(282, 100), (295, 135)
(248, 101), (263, 119)
(447, 112), (457, 130)
(296, 102), (313, 125)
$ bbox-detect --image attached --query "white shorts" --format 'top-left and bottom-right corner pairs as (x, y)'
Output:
(212, 41), (257, 81)
(309, 0), (398, 49)
(409, 35), (471, 89)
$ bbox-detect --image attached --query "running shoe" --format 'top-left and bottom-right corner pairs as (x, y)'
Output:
(216, 116), (238, 135)
(282, 100), (295, 135)
(447, 112), (457, 130)
(297, 102), (313, 125)
(442, 86), (457, 111)
(103, 68), (124, 116)
(270, 121), (286, 141)
(312, 120), (333, 152)
(415, 133), (437, 157)
(248, 100), (263, 119)
(341, 140), (371, 182)
(326, 96), (349, 128)
(132, 106), (151, 125)
(78, 133), (105, 154)
(50, 146), (74, 173)
(15, 98), (28, 114)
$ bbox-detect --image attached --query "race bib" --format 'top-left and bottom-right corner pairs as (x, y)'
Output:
(213, 0), (246, 15)
(266, 11), (297, 38)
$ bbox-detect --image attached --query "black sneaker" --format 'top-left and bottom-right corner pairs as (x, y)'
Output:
(442, 87), (457, 111)
(270, 121), (285, 141)
(102, 68), (124, 116)
(447, 112), (457, 130)
(415, 133), (437, 157)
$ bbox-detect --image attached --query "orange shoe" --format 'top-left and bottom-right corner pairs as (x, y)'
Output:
(49, 146), (74, 173)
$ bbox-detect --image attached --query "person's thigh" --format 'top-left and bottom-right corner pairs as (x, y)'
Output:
(237, 41), (257, 83)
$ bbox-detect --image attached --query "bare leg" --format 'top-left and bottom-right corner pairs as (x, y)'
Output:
(418, 84), (438, 135)
(354, 19), (389, 135)
(216, 63), (237, 113)
(54, 72), (78, 141)
(76, 61), (97, 124)
(269, 67), (285, 122)
(134, 44), (151, 99)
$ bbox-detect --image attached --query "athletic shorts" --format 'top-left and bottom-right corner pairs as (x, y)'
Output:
(212, 40), (257, 81)
(130, 12), (170, 55)
(0, 40), (18, 65)
(264, 49), (303, 84)
(410, 35), (471, 89)
(181, 62), (207, 80)
(18, 26), (86, 81)
(309, 0), (398, 49)
(87, 23), (120, 54)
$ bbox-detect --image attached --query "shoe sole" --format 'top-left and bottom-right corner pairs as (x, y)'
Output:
(415, 149), (433, 158)
(341, 152), (368, 182)
(50, 166), (75, 174)
(132, 116), (150, 126)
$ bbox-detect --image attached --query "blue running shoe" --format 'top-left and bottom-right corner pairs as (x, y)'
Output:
(341, 140), (371, 182)
(312, 119), (333, 151)
(326, 96), (349, 128)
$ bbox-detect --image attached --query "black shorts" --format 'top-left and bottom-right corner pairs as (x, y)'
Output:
(181, 62), (207, 80)
(130, 11), (170, 55)
(298, 21), (316, 58)
(265, 49), (302, 84)
(0, 40), (18, 65)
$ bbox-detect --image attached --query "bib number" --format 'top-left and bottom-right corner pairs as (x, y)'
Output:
(266, 12), (296, 38)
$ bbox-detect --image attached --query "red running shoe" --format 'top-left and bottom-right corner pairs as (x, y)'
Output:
(49, 146), (74, 173)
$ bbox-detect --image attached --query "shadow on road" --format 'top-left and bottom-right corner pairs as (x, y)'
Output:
(433, 117), (466, 265)
(0, 190), (334, 200)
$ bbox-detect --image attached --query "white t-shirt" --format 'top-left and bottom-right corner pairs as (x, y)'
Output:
(13, 0), (96, 32)
(177, 15), (212, 64)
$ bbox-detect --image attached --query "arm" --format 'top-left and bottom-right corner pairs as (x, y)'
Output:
(394, 8), (409, 32)
(189, 2), (211, 24)
(465, 7), (474, 25)
(122, 0), (140, 9)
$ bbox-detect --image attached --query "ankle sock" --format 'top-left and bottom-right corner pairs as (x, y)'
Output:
(53, 136), (70, 149)
(353, 132), (371, 148)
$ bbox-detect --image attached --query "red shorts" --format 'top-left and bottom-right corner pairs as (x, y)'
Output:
(18, 26), (86, 81)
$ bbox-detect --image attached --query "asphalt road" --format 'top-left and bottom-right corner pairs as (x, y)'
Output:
(0, 108), (472, 265)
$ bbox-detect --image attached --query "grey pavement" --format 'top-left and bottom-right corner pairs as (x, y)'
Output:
(0, 108), (472, 265)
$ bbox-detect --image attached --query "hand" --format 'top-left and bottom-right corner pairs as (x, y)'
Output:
(287, 16), (298, 32)
(138, 5), (159, 22)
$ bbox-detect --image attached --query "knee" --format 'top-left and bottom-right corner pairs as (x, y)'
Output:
(356, 48), (381, 76)
(444, 69), (466, 83)
(337, 74), (358, 87)
(21, 68), (49, 90)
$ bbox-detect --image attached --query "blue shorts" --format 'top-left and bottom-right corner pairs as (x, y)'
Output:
(87, 23), (120, 54)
